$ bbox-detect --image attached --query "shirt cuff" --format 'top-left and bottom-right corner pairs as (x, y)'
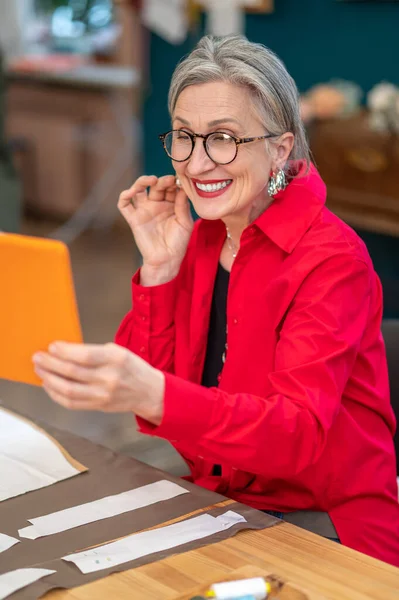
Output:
(132, 269), (178, 333)
(136, 372), (215, 443)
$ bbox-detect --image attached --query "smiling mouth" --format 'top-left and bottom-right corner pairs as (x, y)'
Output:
(194, 179), (232, 193)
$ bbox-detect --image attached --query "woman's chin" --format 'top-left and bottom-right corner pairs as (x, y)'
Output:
(189, 198), (229, 221)
(192, 207), (225, 221)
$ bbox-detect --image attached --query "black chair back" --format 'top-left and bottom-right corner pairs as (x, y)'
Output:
(381, 320), (399, 474)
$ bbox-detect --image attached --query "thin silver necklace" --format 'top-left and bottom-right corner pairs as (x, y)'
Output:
(225, 226), (238, 258)
(222, 226), (237, 368)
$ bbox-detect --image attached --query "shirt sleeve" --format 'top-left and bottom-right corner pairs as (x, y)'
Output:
(115, 222), (200, 372)
(115, 269), (179, 372)
(137, 255), (374, 479)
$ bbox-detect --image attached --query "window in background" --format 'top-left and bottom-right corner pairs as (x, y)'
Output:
(33, 0), (118, 56)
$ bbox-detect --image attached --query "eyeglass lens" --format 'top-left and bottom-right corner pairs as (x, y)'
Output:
(163, 131), (237, 164)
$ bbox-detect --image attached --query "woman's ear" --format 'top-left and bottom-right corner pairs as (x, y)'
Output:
(273, 132), (295, 171)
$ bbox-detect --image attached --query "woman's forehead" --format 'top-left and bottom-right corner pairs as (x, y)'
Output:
(173, 81), (254, 125)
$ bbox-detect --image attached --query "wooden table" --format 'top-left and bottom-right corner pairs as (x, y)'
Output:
(2, 405), (397, 600)
(47, 500), (399, 600)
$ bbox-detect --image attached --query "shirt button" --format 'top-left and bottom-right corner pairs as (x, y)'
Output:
(248, 227), (256, 235)
(140, 346), (146, 354)
(139, 294), (146, 301)
(141, 316), (147, 321)
(233, 318), (238, 325)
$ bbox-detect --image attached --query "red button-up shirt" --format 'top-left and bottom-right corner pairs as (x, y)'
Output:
(116, 163), (399, 566)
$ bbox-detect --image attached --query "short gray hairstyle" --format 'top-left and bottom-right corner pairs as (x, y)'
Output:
(169, 35), (310, 169)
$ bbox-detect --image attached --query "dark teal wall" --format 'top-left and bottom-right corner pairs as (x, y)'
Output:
(144, 0), (399, 175)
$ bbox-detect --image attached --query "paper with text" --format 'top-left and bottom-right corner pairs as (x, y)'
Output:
(63, 510), (246, 574)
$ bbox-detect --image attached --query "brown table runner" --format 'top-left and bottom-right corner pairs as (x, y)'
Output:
(0, 405), (279, 599)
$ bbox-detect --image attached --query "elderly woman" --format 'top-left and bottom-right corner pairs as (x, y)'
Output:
(33, 35), (399, 566)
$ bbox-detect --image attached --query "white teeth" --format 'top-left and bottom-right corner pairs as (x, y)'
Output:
(195, 180), (232, 192)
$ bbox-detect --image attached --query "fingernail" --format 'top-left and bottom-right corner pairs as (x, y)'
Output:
(32, 353), (42, 363)
(49, 343), (58, 353)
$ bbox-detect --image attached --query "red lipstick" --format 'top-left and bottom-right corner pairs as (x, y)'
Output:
(192, 178), (233, 199)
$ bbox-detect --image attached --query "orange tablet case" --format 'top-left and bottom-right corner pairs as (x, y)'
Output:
(0, 233), (83, 385)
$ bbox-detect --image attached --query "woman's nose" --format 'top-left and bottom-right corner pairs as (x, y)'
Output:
(186, 138), (215, 175)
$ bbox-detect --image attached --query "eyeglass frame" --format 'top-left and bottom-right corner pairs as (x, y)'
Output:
(158, 129), (278, 165)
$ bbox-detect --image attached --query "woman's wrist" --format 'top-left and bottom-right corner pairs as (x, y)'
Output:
(140, 263), (181, 287)
(135, 368), (165, 426)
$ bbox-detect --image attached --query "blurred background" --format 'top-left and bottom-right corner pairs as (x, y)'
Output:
(1, 0), (399, 476)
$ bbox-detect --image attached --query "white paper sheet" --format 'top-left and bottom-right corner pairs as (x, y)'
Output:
(142, 0), (188, 45)
(19, 480), (189, 540)
(0, 534), (19, 554)
(0, 569), (56, 600)
(63, 510), (246, 574)
(0, 408), (83, 502)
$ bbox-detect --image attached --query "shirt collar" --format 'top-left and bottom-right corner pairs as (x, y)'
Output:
(200, 162), (326, 254)
(254, 162), (326, 254)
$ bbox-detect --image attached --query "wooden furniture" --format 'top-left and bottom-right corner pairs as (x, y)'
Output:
(6, 67), (139, 221)
(309, 111), (399, 236)
(5, 0), (142, 221)
(247, 0), (274, 12)
(46, 499), (399, 600)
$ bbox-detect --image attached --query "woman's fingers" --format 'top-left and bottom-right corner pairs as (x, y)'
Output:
(42, 383), (104, 412)
(117, 175), (158, 214)
(36, 368), (107, 405)
(118, 175), (181, 228)
(32, 352), (96, 384)
(46, 341), (122, 366)
(147, 175), (178, 202)
(130, 175), (159, 204)
(120, 174), (178, 206)
(174, 187), (193, 229)
(119, 175), (158, 202)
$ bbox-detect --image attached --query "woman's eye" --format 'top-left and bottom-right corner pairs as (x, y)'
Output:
(211, 133), (234, 143)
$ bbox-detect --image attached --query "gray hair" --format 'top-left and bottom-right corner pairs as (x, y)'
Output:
(168, 35), (310, 169)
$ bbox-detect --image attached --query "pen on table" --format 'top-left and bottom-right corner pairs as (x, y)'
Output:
(191, 596), (257, 600)
(204, 577), (271, 600)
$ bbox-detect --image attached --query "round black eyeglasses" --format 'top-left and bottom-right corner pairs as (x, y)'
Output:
(158, 130), (277, 166)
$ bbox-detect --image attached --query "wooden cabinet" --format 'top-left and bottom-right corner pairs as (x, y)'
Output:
(5, 0), (143, 221)
(309, 112), (399, 236)
(6, 75), (139, 219)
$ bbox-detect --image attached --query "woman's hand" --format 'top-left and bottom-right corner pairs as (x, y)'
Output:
(32, 342), (165, 425)
(118, 175), (194, 285)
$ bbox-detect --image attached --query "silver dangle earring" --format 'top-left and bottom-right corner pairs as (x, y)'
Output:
(268, 168), (287, 198)
(175, 176), (181, 187)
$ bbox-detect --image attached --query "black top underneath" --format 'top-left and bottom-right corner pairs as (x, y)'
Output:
(201, 262), (230, 388)
(201, 262), (230, 478)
